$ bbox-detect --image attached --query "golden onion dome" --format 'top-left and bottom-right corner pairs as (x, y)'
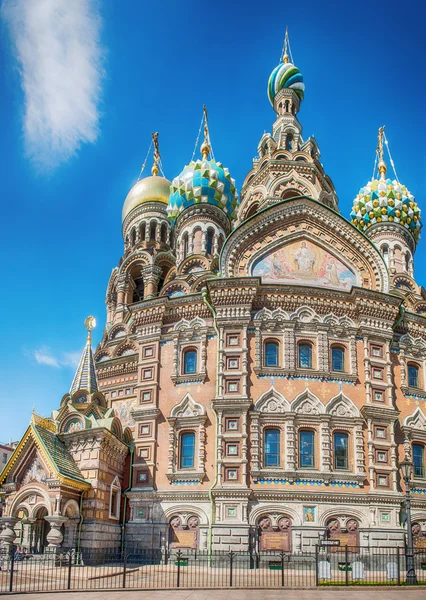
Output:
(122, 175), (171, 222)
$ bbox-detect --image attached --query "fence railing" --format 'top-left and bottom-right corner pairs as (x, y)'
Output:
(0, 545), (425, 593)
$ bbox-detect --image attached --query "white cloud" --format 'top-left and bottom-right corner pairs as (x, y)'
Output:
(30, 347), (81, 369)
(2, 0), (103, 168)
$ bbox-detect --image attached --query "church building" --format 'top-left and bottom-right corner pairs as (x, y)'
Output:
(1, 33), (426, 554)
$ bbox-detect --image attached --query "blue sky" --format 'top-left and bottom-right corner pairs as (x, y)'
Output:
(0, 0), (425, 442)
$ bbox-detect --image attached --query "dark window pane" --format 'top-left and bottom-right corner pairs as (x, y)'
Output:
(299, 344), (312, 369)
(299, 430), (314, 468)
(413, 444), (424, 478)
(183, 350), (197, 374)
(180, 432), (195, 469)
(332, 348), (344, 372)
(264, 429), (280, 467)
(334, 432), (349, 470)
(265, 342), (279, 367)
(408, 365), (419, 388)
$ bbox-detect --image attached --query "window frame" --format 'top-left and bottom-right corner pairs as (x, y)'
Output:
(333, 431), (349, 470)
(413, 443), (425, 478)
(182, 348), (198, 375)
(264, 340), (280, 368)
(408, 363), (420, 389)
(179, 431), (196, 470)
(299, 429), (315, 469)
(331, 346), (345, 373)
(263, 428), (281, 468)
(298, 342), (313, 369)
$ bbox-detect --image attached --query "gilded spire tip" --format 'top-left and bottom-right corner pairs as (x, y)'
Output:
(84, 315), (96, 345)
(200, 105), (211, 160)
(377, 125), (387, 180)
(151, 131), (160, 176)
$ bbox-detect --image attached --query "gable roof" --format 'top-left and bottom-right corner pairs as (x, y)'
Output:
(0, 415), (90, 490)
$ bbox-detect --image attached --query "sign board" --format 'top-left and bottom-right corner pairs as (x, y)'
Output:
(260, 531), (290, 551)
(170, 529), (197, 549)
(320, 540), (340, 547)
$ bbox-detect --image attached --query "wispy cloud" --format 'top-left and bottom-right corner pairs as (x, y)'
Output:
(2, 0), (104, 168)
(29, 346), (81, 369)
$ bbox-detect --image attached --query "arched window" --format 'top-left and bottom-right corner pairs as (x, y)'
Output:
(131, 228), (136, 245)
(132, 276), (144, 303)
(245, 203), (259, 219)
(331, 347), (345, 372)
(381, 244), (389, 266)
(298, 343), (312, 369)
(264, 341), (279, 367)
(206, 228), (214, 255)
(285, 134), (293, 151)
(150, 222), (157, 241)
(299, 430), (315, 468)
(413, 444), (425, 478)
(140, 222), (146, 241)
(333, 432), (349, 470)
(264, 428), (280, 467)
(183, 233), (189, 258)
(408, 364), (420, 388)
(161, 223), (167, 244)
(405, 252), (411, 272)
(180, 432), (195, 469)
(183, 349), (197, 375)
(218, 234), (224, 253)
(109, 476), (121, 519)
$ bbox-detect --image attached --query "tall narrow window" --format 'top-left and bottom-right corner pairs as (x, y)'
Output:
(299, 430), (315, 468)
(183, 349), (197, 374)
(408, 364), (419, 388)
(331, 347), (345, 372)
(161, 223), (167, 244)
(264, 341), (279, 367)
(206, 229), (214, 255)
(413, 444), (424, 478)
(333, 432), (349, 470)
(298, 344), (312, 369)
(183, 233), (189, 258)
(180, 432), (195, 469)
(264, 429), (280, 467)
(150, 222), (156, 241)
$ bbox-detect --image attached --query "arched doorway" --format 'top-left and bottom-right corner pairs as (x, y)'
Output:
(168, 515), (199, 549)
(257, 515), (292, 551)
(31, 506), (50, 554)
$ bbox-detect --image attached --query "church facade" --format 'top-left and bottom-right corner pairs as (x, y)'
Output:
(2, 36), (426, 554)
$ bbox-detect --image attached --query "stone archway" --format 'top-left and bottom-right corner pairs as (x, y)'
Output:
(31, 506), (50, 554)
(168, 514), (199, 549)
(257, 514), (292, 551)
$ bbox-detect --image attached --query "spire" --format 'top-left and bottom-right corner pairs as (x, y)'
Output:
(151, 131), (160, 176)
(200, 105), (211, 160)
(70, 316), (98, 397)
(282, 26), (290, 63)
(377, 125), (387, 180)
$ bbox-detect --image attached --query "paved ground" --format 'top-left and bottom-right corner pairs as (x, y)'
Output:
(1, 590), (425, 600)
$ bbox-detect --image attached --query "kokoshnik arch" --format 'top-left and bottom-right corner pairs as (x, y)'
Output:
(1, 32), (426, 554)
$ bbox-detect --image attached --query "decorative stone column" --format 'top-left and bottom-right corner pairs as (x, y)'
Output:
(0, 517), (19, 550)
(45, 516), (68, 548)
(141, 265), (162, 298)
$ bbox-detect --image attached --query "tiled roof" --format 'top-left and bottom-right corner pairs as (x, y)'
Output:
(69, 342), (98, 395)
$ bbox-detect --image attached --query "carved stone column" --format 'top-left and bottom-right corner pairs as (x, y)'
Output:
(250, 413), (260, 471)
(320, 420), (331, 472)
(141, 265), (162, 298)
(45, 516), (68, 548)
(286, 417), (296, 470)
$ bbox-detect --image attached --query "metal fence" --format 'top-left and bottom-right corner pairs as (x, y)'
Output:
(0, 546), (426, 593)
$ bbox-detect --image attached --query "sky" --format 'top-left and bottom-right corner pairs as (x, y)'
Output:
(0, 0), (425, 443)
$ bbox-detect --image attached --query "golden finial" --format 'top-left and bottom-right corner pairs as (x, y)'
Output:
(200, 105), (211, 160)
(377, 125), (387, 180)
(282, 27), (290, 64)
(151, 132), (160, 176)
(84, 315), (96, 345)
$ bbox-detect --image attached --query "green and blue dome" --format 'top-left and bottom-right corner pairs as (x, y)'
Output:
(350, 178), (422, 243)
(268, 60), (305, 105)
(168, 158), (238, 225)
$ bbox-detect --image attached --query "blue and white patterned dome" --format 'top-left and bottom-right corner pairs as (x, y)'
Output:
(167, 158), (238, 225)
(268, 60), (305, 105)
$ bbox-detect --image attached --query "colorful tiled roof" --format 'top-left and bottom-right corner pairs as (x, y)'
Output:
(70, 341), (98, 395)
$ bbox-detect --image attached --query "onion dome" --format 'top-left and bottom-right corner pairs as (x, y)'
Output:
(267, 30), (304, 105)
(167, 109), (238, 225)
(268, 60), (305, 105)
(122, 133), (171, 222)
(350, 128), (421, 243)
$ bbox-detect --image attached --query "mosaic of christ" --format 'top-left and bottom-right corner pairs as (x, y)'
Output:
(252, 239), (357, 290)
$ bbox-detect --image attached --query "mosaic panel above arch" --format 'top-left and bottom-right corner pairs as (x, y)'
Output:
(252, 238), (358, 291)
